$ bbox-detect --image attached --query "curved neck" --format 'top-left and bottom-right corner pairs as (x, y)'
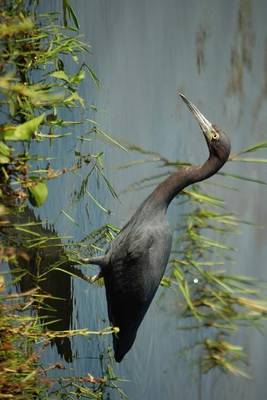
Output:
(148, 155), (224, 210)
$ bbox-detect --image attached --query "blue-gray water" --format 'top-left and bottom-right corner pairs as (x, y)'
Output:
(33, 1), (267, 398)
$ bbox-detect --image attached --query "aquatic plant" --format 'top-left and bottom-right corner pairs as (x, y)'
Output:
(0, 1), (125, 398)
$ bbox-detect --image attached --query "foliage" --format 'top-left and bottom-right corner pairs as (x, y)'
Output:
(0, 290), (124, 400)
(1, 1), (267, 399)
(0, 0), (122, 213)
(0, 293), (47, 400)
(0, 0), (125, 399)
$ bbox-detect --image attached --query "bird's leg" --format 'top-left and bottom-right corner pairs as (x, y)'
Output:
(89, 270), (104, 283)
(79, 255), (108, 267)
(78, 269), (103, 284)
(78, 255), (108, 283)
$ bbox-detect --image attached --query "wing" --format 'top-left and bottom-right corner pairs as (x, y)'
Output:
(103, 224), (172, 362)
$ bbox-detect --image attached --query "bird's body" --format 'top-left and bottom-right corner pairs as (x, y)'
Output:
(104, 192), (172, 361)
(85, 93), (231, 362)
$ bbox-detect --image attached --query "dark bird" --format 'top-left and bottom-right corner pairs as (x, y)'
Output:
(84, 93), (231, 362)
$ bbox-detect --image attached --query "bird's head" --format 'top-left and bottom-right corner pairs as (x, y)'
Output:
(179, 93), (231, 163)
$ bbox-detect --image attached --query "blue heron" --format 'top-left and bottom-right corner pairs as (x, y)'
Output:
(84, 93), (231, 362)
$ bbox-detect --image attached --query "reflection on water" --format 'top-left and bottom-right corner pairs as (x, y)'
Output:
(3, 207), (89, 363)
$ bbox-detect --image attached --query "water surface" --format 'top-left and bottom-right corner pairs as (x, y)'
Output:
(25, 1), (267, 398)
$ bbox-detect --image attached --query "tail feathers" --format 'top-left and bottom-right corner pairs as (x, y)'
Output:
(113, 329), (137, 363)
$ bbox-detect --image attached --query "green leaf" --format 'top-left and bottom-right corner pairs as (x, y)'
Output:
(96, 165), (118, 199)
(2, 114), (45, 141)
(0, 141), (11, 157)
(62, 0), (79, 29)
(231, 157), (267, 163)
(64, 92), (85, 107)
(0, 155), (10, 164)
(0, 141), (11, 163)
(70, 69), (85, 84)
(28, 181), (48, 207)
(88, 121), (127, 151)
(50, 69), (86, 86)
(83, 64), (101, 88)
(183, 189), (224, 206)
(236, 141), (267, 155)
(86, 190), (109, 213)
(68, 5), (79, 29)
(60, 209), (78, 225)
(50, 70), (71, 83)
(220, 172), (267, 185)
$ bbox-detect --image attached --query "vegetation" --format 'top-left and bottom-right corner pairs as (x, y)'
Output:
(1, 0), (267, 399)
(126, 142), (267, 377)
(0, 1), (124, 398)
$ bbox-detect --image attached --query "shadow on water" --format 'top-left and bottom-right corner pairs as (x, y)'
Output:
(1, 207), (92, 364)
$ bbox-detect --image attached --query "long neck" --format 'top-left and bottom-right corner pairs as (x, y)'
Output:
(148, 155), (224, 210)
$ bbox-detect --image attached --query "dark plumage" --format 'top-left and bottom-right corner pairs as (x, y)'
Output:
(85, 93), (231, 362)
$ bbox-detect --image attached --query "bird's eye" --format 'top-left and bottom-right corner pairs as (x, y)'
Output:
(212, 131), (219, 141)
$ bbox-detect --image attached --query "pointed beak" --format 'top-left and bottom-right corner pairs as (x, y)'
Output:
(179, 93), (213, 141)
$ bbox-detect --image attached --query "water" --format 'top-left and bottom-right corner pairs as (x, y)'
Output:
(15, 1), (267, 398)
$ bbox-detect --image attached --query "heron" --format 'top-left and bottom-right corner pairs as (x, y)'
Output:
(83, 93), (231, 362)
